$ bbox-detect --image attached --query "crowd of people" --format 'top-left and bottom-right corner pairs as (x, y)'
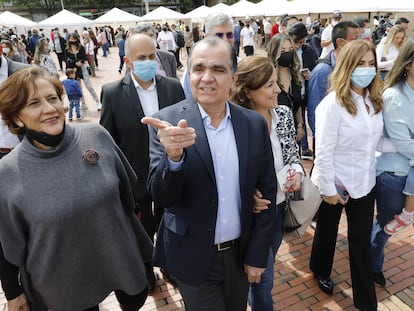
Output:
(0, 9), (413, 311)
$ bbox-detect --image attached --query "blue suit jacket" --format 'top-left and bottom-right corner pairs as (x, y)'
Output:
(147, 99), (278, 285)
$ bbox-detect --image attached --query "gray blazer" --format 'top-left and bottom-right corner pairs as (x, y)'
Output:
(157, 49), (177, 78)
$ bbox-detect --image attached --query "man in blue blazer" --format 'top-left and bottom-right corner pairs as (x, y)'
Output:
(143, 37), (278, 311)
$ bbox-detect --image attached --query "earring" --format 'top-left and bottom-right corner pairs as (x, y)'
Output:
(404, 70), (408, 78)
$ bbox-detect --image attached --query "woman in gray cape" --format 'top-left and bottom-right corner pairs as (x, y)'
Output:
(0, 67), (153, 310)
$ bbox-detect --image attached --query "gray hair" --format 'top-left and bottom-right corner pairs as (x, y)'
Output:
(124, 33), (156, 58)
(205, 12), (233, 35)
(129, 22), (156, 36)
(189, 36), (236, 73)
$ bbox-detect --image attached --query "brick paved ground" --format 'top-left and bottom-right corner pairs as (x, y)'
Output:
(1, 46), (413, 310)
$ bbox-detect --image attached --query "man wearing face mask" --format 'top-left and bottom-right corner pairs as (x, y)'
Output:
(320, 10), (342, 58)
(354, 17), (372, 41)
(100, 34), (185, 293)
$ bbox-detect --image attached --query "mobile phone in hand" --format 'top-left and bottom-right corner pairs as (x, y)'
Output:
(335, 184), (349, 204)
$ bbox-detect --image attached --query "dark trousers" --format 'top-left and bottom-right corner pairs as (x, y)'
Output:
(310, 188), (377, 310)
(137, 197), (156, 242)
(94, 48), (99, 67)
(175, 242), (249, 311)
(84, 288), (147, 311)
(234, 41), (240, 57)
(55, 52), (65, 70)
(119, 55), (125, 71)
(174, 47), (182, 67)
(244, 45), (254, 56)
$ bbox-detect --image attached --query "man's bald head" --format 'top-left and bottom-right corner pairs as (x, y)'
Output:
(124, 33), (156, 58)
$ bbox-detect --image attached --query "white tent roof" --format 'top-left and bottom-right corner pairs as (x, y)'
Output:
(38, 9), (92, 26)
(94, 7), (143, 24)
(0, 11), (36, 27)
(184, 5), (212, 19)
(309, 0), (414, 13)
(257, 0), (312, 16)
(209, 3), (233, 16)
(229, 0), (265, 18)
(142, 6), (187, 21)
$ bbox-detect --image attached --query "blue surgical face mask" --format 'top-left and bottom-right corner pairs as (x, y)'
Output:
(132, 60), (157, 82)
(351, 67), (377, 89)
(361, 28), (371, 39)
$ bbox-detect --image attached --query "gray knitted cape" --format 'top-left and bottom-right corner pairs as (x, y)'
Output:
(0, 123), (153, 310)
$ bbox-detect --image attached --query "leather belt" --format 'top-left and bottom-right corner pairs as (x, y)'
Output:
(215, 239), (237, 252)
(0, 148), (13, 153)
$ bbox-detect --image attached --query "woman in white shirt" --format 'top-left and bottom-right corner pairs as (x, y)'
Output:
(310, 40), (383, 311)
(157, 25), (177, 53)
(82, 31), (96, 77)
(231, 56), (302, 311)
(376, 25), (406, 79)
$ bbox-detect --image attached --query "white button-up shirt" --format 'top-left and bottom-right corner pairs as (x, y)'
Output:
(312, 90), (383, 199)
(131, 73), (159, 117)
(0, 56), (20, 149)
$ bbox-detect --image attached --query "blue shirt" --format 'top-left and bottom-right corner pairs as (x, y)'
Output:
(376, 81), (414, 176)
(234, 24), (241, 42)
(167, 102), (241, 244)
(307, 51), (336, 134)
(181, 69), (192, 99)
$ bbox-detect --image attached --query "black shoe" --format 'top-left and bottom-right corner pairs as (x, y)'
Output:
(373, 272), (386, 287)
(314, 274), (334, 295)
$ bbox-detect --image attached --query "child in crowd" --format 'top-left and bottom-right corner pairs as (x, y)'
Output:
(62, 68), (83, 121)
(385, 166), (414, 234)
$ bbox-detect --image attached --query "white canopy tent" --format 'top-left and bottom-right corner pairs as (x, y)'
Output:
(256, 0), (312, 16)
(229, 0), (265, 18)
(0, 11), (36, 34)
(309, 0), (414, 14)
(142, 6), (187, 22)
(210, 3), (233, 17)
(37, 9), (94, 35)
(94, 7), (143, 25)
(184, 5), (212, 20)
(240, 0), (414, 17)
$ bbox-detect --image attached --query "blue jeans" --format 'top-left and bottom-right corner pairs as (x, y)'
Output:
(248, 203), (285, 311)
(69, 99), (80, 119)
(371, 172), (406, 273)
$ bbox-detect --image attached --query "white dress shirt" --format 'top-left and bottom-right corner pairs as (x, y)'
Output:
(131, 73), (159, 117)
(0, 56), (20, 149)
(376, 43), (399, 71)
(312, 90), (383, 199)
(320, 24), (334, 59)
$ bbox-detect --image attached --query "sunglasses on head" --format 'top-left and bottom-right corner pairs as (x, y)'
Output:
(215, 32), (234, 39)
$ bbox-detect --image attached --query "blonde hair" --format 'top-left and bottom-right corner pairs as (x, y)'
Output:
(383, 25), (406, 55)
(385, 38), (414, 88)
(33, 37), (49, 65)
(329, 40), (383, 115)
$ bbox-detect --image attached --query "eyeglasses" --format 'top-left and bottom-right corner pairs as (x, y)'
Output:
(215, 32), (234, 40)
